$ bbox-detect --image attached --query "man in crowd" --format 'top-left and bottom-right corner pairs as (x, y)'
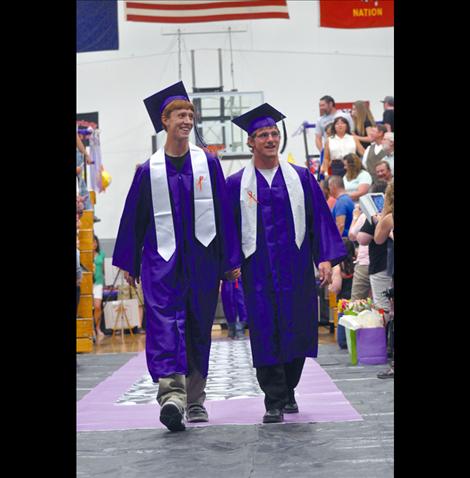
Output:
(328, 175), (355, 237)
(314, 95), (353, 152)
(382, 131), (394, 175)
(381, 95), (394, 132)
(362, 124), (388, 180)
(227, 103), (346, 424)
(375, 160), (393, 183)
(113, 81), (241, 432)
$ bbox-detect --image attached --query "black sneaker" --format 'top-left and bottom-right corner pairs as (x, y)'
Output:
(160, 402), (186, 431)
(93, 216), (101, 223)
(262, 409), (284, 423)
(283, 400), (299, 414)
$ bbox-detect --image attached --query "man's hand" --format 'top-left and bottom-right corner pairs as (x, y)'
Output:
(124, 271), (139, 288)
(225, 267), (241, 282)
(318, 261), (332, 287)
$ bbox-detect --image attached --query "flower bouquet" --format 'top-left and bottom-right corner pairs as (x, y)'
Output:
(337, 299), (386, 365)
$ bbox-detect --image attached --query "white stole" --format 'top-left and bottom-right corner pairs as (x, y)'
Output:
(149, 142), (216, 261)
(240, 157), (305, 259)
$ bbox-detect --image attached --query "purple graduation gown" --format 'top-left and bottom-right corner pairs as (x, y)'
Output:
(221, 279), (247, 324)
(113, 152), (240, 381)
(226, 164), (346, 368)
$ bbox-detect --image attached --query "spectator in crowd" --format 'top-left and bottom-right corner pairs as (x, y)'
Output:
(362, 125), (387, 180)
(329, 175), (355, 237)
(348, 204), (371, 301)
(381, 96), (394, 132)
(227, 103), (346, 424)
(373, 180), (394, 379)
(113, 81), (240, 432)
(319, 178), (336, 210)
(77, 247), (82, 316)
(343, 153), (373, 202)
(356, 180), (392, 321)
(76, 195), (84, 315)
(351, 100), (376, 150)
(321, 117), (365, 177)
(382, 132), (394, 175)
(314, 95), (354, 153)
(77, 132), (101, 222)
(76, 133), (93, 210)
(329, 237), (356, 300)
(93, 235), (106, 340)
(375, 160), (393, 183)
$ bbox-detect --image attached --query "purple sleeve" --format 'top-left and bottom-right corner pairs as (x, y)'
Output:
(112, 164), (151, 278)
(304, 168), (347, 267)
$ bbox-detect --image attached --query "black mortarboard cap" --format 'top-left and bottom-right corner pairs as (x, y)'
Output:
(143, 81), (190, 133)
(232, 103), (286, 136)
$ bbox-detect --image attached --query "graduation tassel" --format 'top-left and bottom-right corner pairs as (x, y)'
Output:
(280, 119), (287, 154)
(194, 125), (207, 148)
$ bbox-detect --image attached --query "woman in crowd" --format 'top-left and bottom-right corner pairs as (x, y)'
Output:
(93, 235), (106, 340)
(342, 153), (373, 202)
(373, 180), (394, 379)
(351, 100), (376, 150)
(321, 116), (364, 177)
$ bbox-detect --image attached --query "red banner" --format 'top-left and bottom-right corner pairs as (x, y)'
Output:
(319, 0), (393, 29)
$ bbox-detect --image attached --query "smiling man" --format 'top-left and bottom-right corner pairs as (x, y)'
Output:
(226, 103), (346, 424)
(112, 81), (241, 432)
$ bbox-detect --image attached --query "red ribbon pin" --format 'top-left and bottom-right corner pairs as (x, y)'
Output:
(247, 190), (259, 204)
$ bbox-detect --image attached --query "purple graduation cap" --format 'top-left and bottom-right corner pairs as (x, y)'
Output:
(232, 103), (286, 136)
(143, 81), (190, 133)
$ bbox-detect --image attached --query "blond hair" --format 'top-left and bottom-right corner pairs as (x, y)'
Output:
(352, 100), (376, 136)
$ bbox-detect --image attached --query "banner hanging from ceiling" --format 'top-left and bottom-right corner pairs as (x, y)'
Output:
(319, 0), (394, 29)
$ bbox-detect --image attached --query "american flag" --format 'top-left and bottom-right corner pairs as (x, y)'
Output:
(125, 0), (289, 24)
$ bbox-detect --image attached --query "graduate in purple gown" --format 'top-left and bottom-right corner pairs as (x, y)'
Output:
(221, 277), (247, 339)
(112, 81), (241, 432)
(226, 103), (346, 424)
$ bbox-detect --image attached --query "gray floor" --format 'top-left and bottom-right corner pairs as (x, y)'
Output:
(77, 343), (393, 478)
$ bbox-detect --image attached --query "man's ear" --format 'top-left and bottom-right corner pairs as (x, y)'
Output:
(247, 136), (255, 149)
(161, 114), (169, 131)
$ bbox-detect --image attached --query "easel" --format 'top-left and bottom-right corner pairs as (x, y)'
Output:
(111, 300), (135, 339)
(103, 268), (136, 340)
